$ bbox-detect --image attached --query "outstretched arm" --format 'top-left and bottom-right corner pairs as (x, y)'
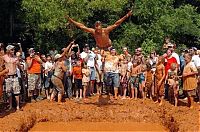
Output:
(67, 16), (95, 34)
(106, 10), (132, 32)
(61, 40), (74, 57)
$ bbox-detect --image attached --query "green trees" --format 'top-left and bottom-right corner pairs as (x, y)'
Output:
(19, 0), (200, 53)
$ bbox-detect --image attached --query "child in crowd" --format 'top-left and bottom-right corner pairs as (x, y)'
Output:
(139, 64), (146, 99)
(165, 63), (179, 106)
(145, 63), (153, 99)
(182, 53), (198, 108)
(129, 60), (140, 99)
(119, 57), (129, 99)
(155, 56), (165, 106)
(73, 60), (83, 100)
(44, 55), (54, 100)
(82, 62), (90, 100)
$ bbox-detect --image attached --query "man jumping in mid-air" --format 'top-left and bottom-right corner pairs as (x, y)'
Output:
(66, 10), (132, 49)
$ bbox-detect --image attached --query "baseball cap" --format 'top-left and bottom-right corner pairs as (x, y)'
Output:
(191, 47), (197, 51)
(6, 45), (15, 51)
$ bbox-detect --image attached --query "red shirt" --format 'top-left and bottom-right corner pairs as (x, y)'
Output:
(26, 56), (41, 74)
(165, 56), (177, 75)
(73, 66), (82, 79)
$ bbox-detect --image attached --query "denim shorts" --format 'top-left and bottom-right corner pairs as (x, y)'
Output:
(104, 72), (120, 88)
(89, 67), (96, 81)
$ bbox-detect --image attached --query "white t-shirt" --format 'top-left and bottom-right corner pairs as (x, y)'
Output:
(128, 62), (133, 71)
(87, 51), (96, 67)
(80, 51), (88, 59)
(45, 61), (54, 76)
(192, 55), (200, 68)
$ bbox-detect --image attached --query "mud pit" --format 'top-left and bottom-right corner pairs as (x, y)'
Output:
(30, 122), (166, 131)
(0, 95), (199, 132)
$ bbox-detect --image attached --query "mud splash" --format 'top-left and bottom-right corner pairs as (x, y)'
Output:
(0, 95), (199, 132)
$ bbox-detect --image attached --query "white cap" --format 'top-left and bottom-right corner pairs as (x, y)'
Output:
(54, 54), (62, 60)
(6, 45), (15, 51)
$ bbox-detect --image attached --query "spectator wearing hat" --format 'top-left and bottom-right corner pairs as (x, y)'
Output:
(3, 45), (21, 110)
(50, 41), (73, 103)
(26, 48), (43, 102)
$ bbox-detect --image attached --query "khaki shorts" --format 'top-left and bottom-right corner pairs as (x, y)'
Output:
(5, 76), (20, 95)
(82, 82), (89, 86)
(28, 73), (41, 91)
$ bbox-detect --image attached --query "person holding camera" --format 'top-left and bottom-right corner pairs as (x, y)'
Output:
(26, 48), (43, 102)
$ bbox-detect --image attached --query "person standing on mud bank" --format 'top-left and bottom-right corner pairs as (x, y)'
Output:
(51, 41), (74, 103)
(154, 56), (165, 106)
(0, 43), (9, 98)
(66, 11), (132, 49)
(26, 48), (43, 102)
(182, 53), (198, 109)
(103, 47), (120, 99)
(3, 45), (21, 110)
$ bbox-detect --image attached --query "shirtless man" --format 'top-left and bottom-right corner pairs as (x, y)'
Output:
(103, 47), (120, 99)
(67, 11), (132, 49)
(3, 45), (20, 110)
(132, 48), (145, 64)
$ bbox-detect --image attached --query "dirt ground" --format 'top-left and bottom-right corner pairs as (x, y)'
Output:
(0, 95), (199, 132)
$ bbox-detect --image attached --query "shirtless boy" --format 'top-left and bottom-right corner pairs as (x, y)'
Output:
(129, 60), (140, 99)
(119, 56), (129, 99)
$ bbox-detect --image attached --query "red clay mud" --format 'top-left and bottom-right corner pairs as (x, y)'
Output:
(0, 95), (199, 132)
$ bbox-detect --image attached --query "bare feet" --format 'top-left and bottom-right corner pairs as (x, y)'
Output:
(189, 106), (194, 109)
(159, 101), (162, 106)
(121, 97), (126, 100)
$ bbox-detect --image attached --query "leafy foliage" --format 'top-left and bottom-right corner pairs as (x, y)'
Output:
(16, 0), (200, 53)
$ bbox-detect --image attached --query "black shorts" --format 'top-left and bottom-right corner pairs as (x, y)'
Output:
(74, 79), (82, 89)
